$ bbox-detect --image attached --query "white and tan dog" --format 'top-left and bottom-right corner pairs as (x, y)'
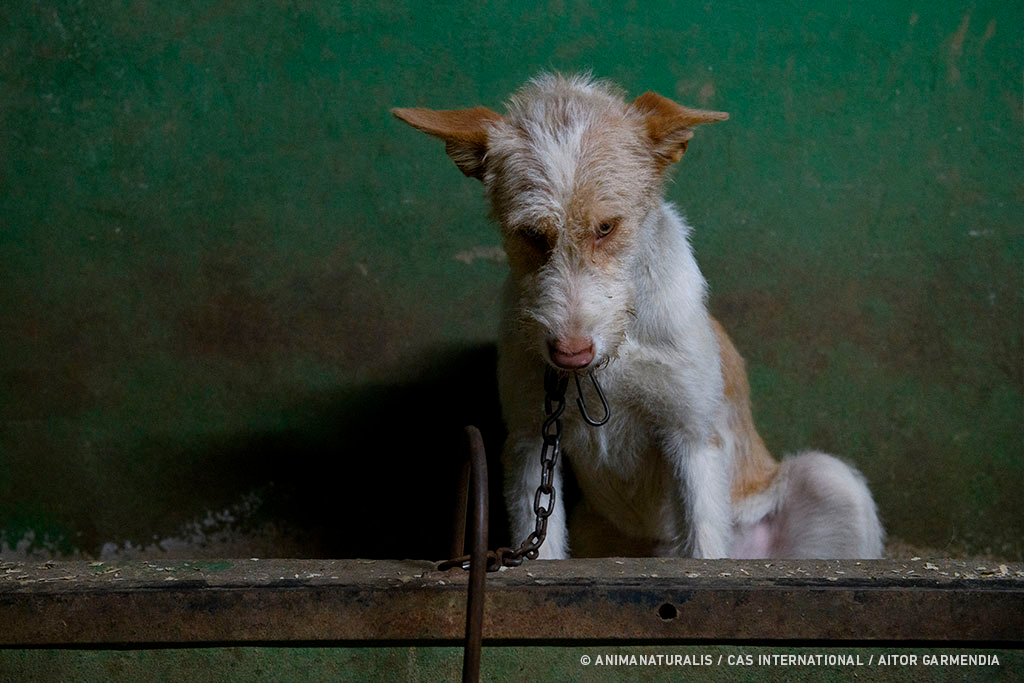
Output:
(394, 73), (884, 559)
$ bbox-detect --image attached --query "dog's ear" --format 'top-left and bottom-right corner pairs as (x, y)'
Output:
(631, 92), (728, 171)
(391, 106), (502, 180)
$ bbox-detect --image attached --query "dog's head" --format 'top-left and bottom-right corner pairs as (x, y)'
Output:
(393, 74), (727, 371)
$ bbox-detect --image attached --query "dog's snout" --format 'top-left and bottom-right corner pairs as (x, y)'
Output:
(548, 337), (595, 369)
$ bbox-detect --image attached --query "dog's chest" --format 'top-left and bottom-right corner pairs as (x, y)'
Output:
(560, 405), (682, 539)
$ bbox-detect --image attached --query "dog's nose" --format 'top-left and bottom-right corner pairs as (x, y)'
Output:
(548, 337), (595, 369)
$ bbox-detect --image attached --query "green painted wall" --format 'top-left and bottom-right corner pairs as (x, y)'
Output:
(1, 1), (1021, 560)
(0, 647), (1020, 682)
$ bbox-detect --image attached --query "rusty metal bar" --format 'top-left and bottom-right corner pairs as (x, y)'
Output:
(1, 558), (1020, 644)
(462, 425), (487, 683)
(450, 453), (471, 560)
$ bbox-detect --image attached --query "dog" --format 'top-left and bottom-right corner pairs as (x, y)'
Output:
(393, 73), (884, 559)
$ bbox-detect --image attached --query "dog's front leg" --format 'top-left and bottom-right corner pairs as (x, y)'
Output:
(667, 434), (733, 558)
(502, 433), (569, 560)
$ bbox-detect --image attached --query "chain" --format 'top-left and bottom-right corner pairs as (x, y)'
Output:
(439, 367), (578, 571)
(498, 367), (568, 566)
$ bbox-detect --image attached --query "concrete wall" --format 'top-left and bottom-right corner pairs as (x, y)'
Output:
(1, 1), (1020, 560)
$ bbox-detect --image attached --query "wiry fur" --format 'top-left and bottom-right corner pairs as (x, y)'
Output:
(393, 73), (884, 559)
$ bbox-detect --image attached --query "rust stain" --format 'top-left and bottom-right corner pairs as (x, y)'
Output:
(712, 289), (788, 365)
(978, 18), (996, 55)
(177, 244), (398, 367)
(948, 13), (971, 84)
(0, 299), (119, 421)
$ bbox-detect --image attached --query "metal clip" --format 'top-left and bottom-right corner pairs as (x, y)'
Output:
(574, 372), (610, 426)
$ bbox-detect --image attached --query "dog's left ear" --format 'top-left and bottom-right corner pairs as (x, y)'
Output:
(391, 106), (502, 180)
(631, 92), (728, 171)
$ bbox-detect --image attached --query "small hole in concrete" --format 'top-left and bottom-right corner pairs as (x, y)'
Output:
(658, 602), (677, 620)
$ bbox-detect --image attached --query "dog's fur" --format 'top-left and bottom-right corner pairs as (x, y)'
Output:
(393, 73), (884, 559)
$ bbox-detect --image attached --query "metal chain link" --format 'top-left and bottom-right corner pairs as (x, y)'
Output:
(439, 367), (571, 572)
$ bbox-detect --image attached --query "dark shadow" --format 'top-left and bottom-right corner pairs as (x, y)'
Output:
(151, 343), (511, 560)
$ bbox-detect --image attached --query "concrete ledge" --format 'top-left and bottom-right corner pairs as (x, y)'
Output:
(1, 558), (1021, 645)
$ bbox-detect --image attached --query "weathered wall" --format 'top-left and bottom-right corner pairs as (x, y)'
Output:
(1, 1), (1020, 560)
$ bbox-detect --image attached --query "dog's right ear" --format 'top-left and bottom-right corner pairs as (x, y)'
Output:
(391, 106), (502, 180)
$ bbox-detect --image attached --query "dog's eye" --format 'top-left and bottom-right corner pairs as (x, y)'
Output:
(596, 221), (617, 238)
(518, 226), (550, 250)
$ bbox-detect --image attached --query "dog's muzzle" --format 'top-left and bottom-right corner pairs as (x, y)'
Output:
(547, 337), (595, 370)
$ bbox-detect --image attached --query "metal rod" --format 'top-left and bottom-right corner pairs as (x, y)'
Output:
(574, 371), (610, 426)
(451, 454), (470, 559)
(462, 425), (488, 683)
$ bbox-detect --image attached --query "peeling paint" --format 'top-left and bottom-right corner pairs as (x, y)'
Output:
(453, 246), (507, 265)
(0, 494), (276, 562)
